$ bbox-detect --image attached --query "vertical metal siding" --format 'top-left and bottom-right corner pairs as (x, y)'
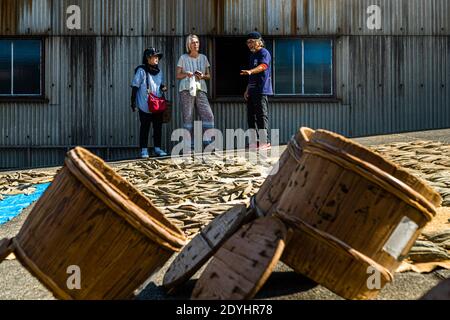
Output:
(2, 0), (450, 36)
(1, 1), (450, 169)
(184, 0), (216, 35)
(222, 0), (266, 35)
(16, 0), (52, 35)
(266, 0), (295, 35)
(51, 0), (100, 36)
(348, 35), (450, 137)
(307, 0), (338, 35)
(211, 101), (350, 146)
(2, 34), (450, 167)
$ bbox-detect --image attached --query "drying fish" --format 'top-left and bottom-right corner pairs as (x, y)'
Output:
(423, 230), (450, 244)
(408, 240), (450, 262)
(3, 139), (450, 239)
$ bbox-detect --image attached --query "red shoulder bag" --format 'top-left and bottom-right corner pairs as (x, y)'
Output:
(147, 93), (167, 113)
(146, 73), (167, 113)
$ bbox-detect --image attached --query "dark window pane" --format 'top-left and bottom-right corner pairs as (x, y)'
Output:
(265, 39), (273, 58)
(215, 37), (249, 96)
(0, 40), (12, 95)
(274, 39), (301, 94)
(13, 40), (41, 95)
(304, 39), (332, 95)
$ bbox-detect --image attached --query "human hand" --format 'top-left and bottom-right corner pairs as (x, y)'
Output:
(161, 85), (168, 92)
(244, 91), (249, 101)
(240, 70), (252, 76)
(195, 71), (203, 81)
(131, 103), (137, 112)
(185, 71), (194, 78)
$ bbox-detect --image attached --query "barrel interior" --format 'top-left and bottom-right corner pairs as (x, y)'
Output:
(73, 148), (184, 238)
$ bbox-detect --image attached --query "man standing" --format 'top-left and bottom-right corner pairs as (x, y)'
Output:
(240, 32), (273, 150)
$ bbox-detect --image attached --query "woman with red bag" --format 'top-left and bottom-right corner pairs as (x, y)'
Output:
(130, 47), (169, 158)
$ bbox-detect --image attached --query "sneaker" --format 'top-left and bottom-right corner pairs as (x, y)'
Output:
(154, 147), (168, 157)
(259, 143), (272, 151)
(140, 148), (149, 159)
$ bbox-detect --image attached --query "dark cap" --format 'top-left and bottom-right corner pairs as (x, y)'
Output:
(143, 47), (163, 60)
(247, 31), (262, 40)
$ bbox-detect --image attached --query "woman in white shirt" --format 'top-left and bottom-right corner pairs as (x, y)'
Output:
(176, 34), (215, 151)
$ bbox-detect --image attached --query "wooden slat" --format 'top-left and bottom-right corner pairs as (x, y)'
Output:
(191, 216), (287, 300)
(163, 204), (253, 290)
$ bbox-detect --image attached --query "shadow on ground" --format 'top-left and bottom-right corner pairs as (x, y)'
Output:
(136, 271), (318, 300)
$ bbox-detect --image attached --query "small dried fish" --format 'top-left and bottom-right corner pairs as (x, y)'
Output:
(408, 240), (450, 262)
(370, 139), (450, 211)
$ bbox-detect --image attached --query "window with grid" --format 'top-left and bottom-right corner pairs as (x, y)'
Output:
(214, 37), (333, 97)
(0, 39), (43, 97)
(267, 38), (333, 96)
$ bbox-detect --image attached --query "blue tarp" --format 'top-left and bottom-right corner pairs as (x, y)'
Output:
(0, 183), (51, 225)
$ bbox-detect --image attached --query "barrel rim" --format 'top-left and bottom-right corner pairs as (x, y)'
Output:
(279, 213), (394, 300)
(277, 212), (395, 283)
(302, 141), (437, 221)
(65, 147), (186, 252)
(291, 128), (440, 220)
(312, 129), (442, 208)
(11, 238), (73, 300)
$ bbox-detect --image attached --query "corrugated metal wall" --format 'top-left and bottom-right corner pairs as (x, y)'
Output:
(3, 0), (450, 36)
(1, 0), (450, 169)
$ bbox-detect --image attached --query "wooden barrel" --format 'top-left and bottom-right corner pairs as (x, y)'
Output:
(252, 127), (314, 216)
(274, 129), (442, 299)
(0, 147), (186, 300)
(162, 128), (314, 293)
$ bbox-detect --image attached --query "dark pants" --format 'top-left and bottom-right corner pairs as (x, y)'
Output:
(139, 110), (163, 148)
(247, 94), (270, 143)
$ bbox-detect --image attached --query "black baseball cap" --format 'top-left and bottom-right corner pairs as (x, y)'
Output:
(247, 31), (262, 40)
(144, 47), (163, 59)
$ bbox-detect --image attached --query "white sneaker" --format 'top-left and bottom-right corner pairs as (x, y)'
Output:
(140, 148), (149, 159)
(154, 147), (168, 157)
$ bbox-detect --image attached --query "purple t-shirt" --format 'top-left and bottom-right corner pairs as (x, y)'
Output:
(248, 48), (273, 95)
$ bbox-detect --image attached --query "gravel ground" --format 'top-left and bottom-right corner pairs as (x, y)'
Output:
(1, 130), (450, 300)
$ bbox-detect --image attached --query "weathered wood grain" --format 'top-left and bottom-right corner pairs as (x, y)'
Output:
(163, 204), (254, 290)
(274, 129), (441, 299)
(3, 147), (186, 300)
(191, 216), (287, 300)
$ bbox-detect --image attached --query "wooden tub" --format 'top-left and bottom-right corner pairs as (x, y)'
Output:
(275, 129), (441, 299)
(0, 147), (186, 299)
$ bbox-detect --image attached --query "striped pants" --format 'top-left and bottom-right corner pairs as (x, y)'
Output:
(180, 90), (215, 146)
